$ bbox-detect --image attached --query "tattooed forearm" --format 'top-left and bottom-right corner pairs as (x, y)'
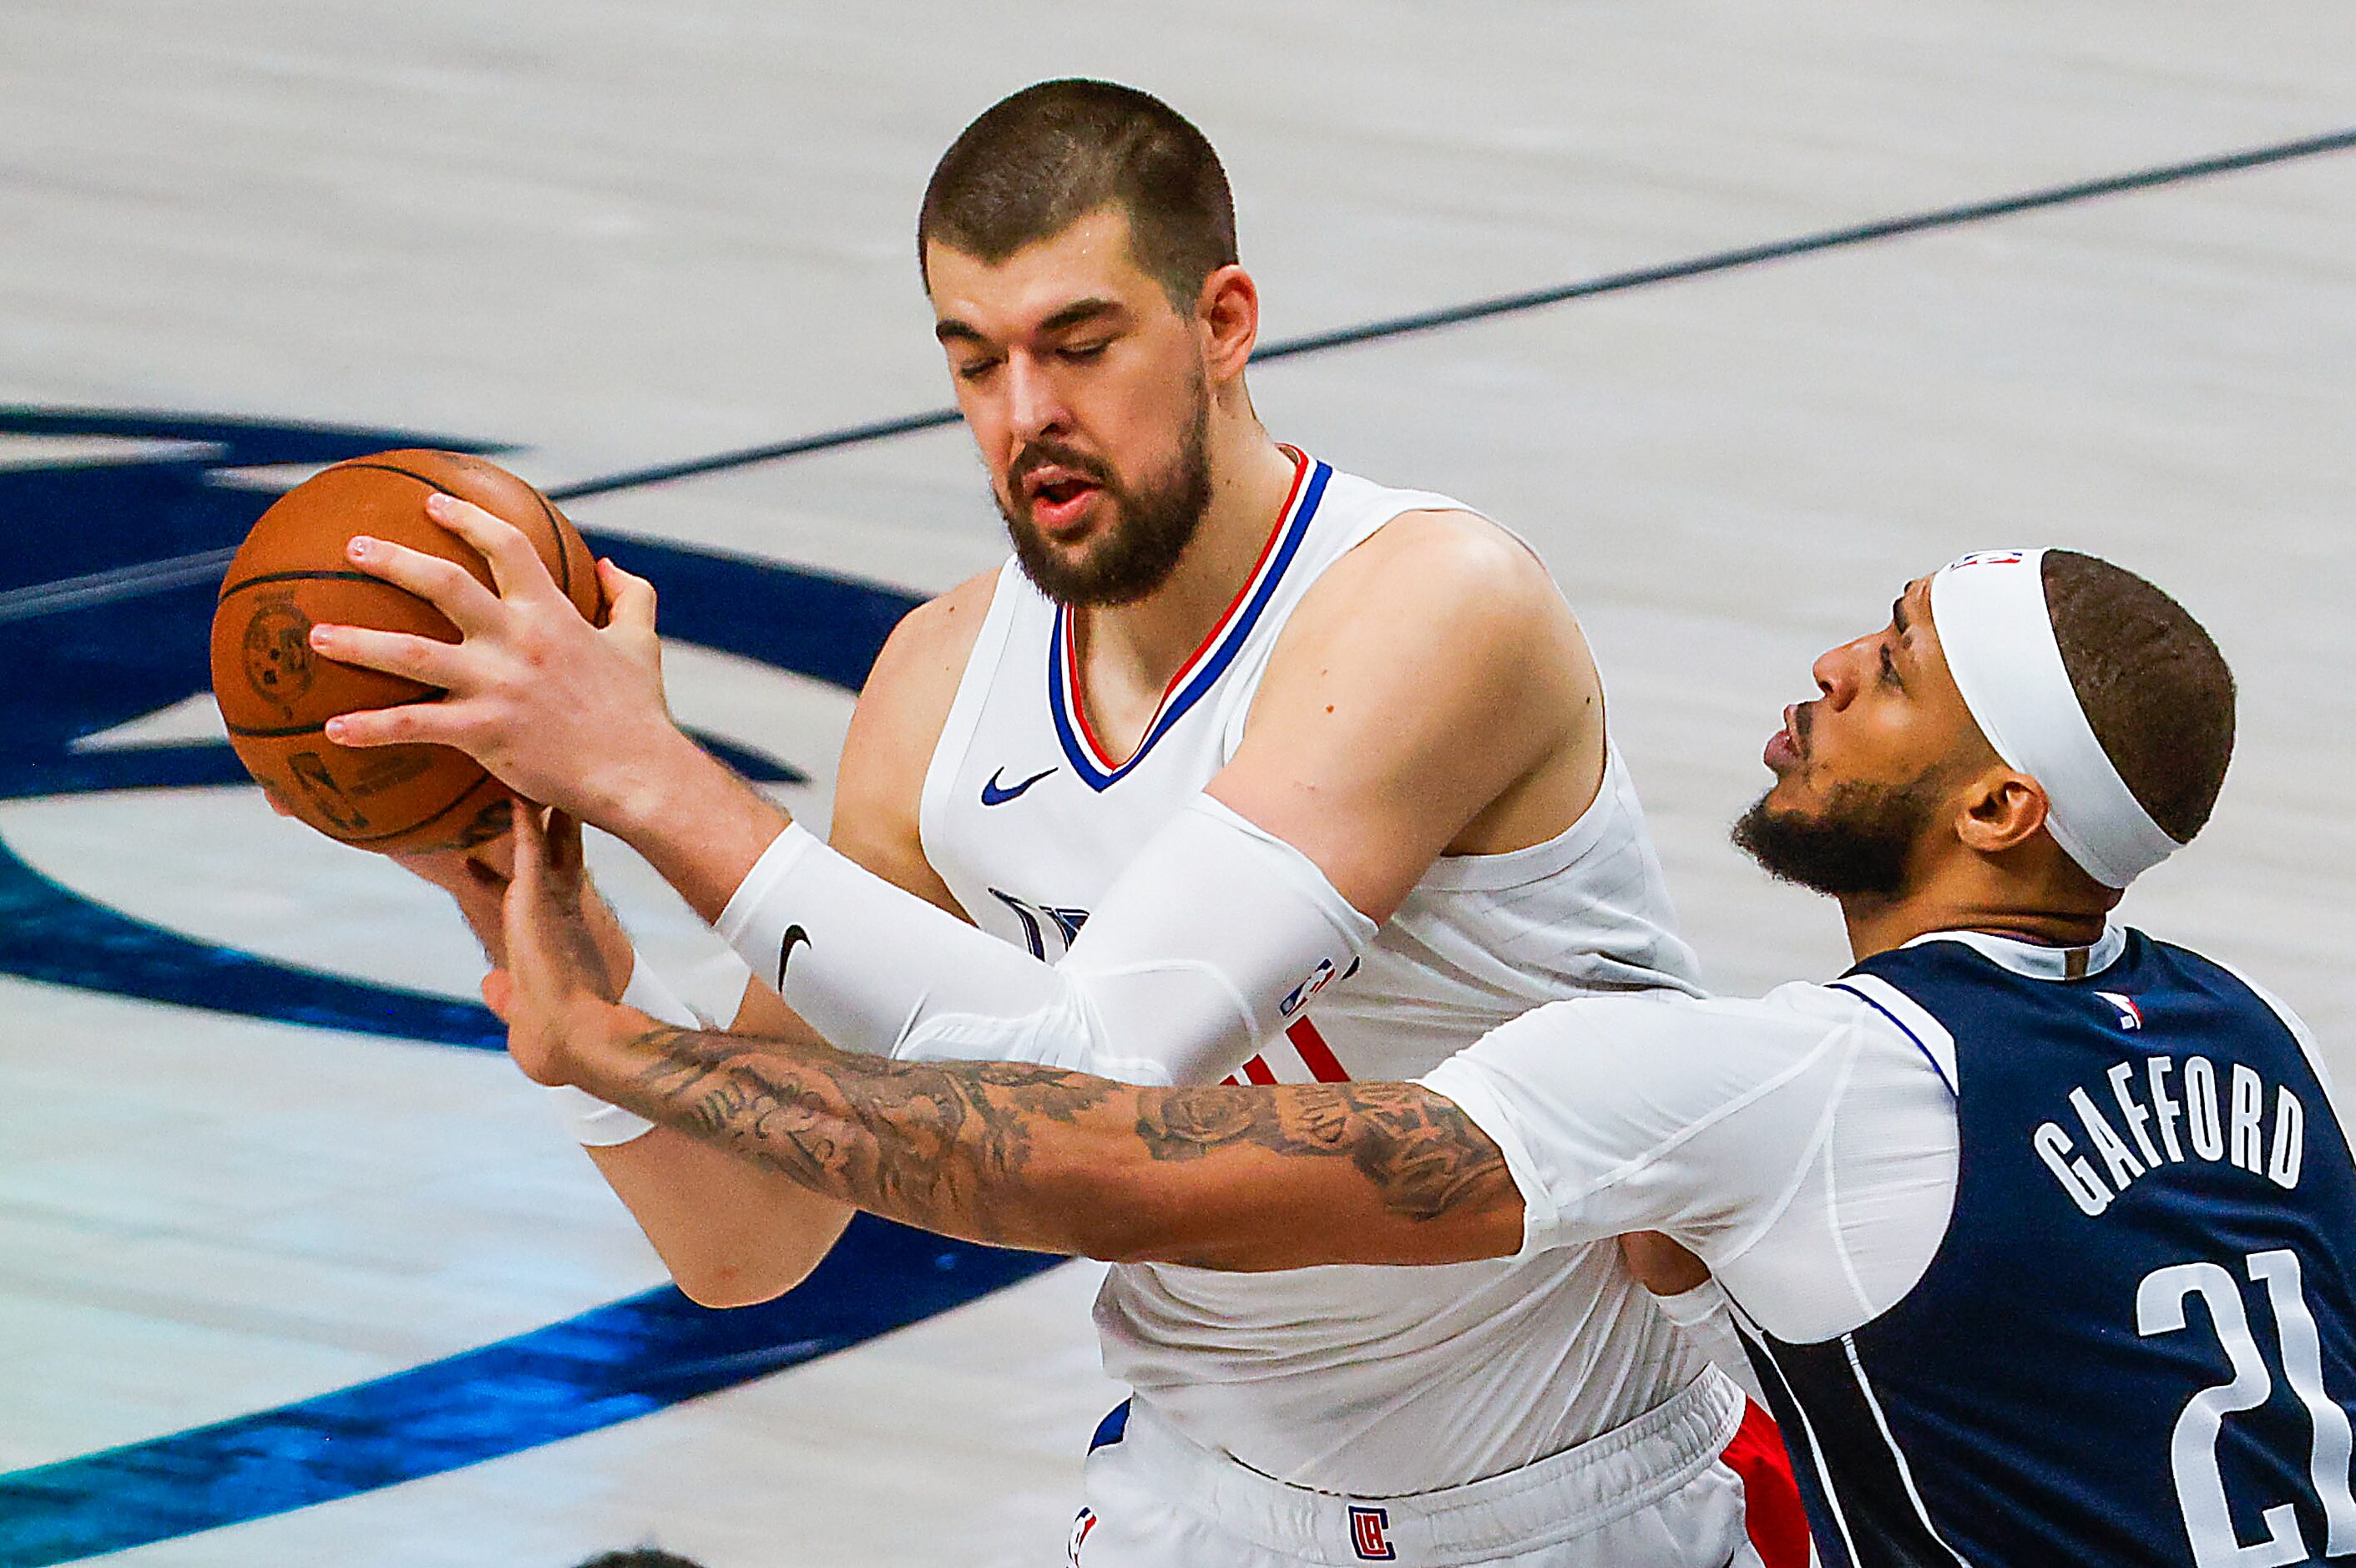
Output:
(1136, 1082), (1509, 1223)
(592, 1024), (1516, 1268)
(611, 1026), (1125, 1251)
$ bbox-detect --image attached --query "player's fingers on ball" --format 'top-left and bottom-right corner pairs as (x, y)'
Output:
(599, 559), (660, 640)
(546, 807), (586, 882)
(509, 799), (557, 900)
(324, 698), (455, 750)
(344, 535), (503, 630)
(424, 492), (559, 604)
(509, 797), (542, 865)
(307, 622), (463, 687)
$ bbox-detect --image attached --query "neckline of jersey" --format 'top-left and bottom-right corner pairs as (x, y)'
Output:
(1051, 447), (1323, 787)
(1900, 923), (2129, 981)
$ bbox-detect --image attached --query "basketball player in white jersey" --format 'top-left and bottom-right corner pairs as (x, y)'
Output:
(489, 547), (2326, 1568)
(314, 80), (1799, 1565)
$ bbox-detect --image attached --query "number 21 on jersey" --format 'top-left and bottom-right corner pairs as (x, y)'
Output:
(2138, 1247), (2356, 1566)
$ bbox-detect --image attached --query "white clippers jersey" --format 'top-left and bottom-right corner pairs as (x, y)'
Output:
(917, 451), (1709, 1494)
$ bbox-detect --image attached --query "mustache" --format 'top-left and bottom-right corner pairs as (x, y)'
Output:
(1007, 441), (1110, 495)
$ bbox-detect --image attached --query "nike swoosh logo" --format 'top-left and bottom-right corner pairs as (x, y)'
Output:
(981, 766), (1056, 807)
(776, 923), (810, 991)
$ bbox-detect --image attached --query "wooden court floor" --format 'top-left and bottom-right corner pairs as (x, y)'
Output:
(1, 4), (2350, 1563)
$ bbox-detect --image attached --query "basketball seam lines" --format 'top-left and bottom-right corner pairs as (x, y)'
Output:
(333, 459), (461, 495)
(217, 568), (402, 596)
(224, 717), (392, 738)
(531, 484), (574, 598)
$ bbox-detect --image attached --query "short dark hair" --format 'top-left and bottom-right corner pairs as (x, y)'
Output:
(573, 1550), (706, 1568)
(918, 79), (1237, 307)
(2043, 549), (2235, 843)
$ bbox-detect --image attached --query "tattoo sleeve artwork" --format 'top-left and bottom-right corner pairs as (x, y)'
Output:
(1133, 1081), (1508, 1222)
(609, 1026), (1513, 1265)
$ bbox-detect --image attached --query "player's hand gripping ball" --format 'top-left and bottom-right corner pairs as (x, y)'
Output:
(209, 451), (604, 853)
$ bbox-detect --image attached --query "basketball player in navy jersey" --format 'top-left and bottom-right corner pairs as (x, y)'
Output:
(317, 80), (1802, 1566)
(493, 544), (2356, 1568)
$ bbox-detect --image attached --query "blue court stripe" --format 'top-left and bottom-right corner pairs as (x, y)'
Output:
(0, 527), (906, 1050)
(0, 829), (508, 1050)
(0, 1216), (1060, 1568)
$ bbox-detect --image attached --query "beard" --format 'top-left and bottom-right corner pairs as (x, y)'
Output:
(1730, 776), (1944, 899)
(998, 382), (1213, 608)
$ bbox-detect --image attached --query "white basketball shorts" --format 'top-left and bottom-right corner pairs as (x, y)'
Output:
(1068, 1367), (1811, 1567)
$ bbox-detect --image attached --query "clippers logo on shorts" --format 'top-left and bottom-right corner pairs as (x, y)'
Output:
(1347, 1504), (1396, 1561)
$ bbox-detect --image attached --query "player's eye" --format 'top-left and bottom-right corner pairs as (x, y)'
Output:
(1878, 643), (1904, 690)
(1059, 341), (1110, 363)
(954, 357), (1003, 383)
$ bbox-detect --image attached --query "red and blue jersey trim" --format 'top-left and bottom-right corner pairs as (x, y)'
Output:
(1048, 449), (1330, 791)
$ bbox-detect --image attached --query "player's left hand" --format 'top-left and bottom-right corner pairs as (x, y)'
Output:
(307, 492), (697, 828)
(487, 800), (621, 1087)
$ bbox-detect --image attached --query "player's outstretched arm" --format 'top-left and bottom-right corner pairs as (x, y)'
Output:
(599, 1023), (1521, 1270)
(496, 802), (1524, 1270)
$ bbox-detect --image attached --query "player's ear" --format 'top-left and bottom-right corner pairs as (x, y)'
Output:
(1196, 263), (1258, 383)
(1955, 767), (2048, 856)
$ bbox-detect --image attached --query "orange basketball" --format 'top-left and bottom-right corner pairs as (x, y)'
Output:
(209, 450), (604, 855)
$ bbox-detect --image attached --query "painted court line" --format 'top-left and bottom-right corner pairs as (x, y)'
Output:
(549, 124), (2356, 498)
(3, 124), (2348, 615)
(0, 1218), (1059, 1568)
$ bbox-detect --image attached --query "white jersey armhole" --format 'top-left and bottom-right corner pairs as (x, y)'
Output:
(915, 559), (1024, 910)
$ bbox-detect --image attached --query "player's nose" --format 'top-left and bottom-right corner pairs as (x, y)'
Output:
(1003, 352), (1070, 442)
(1812, 638), (1865, 707)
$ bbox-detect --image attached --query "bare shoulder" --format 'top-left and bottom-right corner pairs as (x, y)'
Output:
(1236, 506), (1605, 886)
(828, 566), (999, 908)
(864, 566), (1002, 699)
(1282, 508), (1590, 690)
(1310, 508), (1570, 641)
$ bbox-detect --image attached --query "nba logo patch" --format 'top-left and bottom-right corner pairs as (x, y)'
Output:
(1067, 1507), (1099, 1565)
(1347, 1504), (1397, 1560)
(2098, 990), (2144, 1029)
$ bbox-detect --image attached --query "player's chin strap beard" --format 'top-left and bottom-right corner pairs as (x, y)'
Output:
(1929, 549), (2181, 889)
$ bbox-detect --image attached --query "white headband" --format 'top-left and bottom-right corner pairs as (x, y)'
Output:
(1929, 549), (2180, 888)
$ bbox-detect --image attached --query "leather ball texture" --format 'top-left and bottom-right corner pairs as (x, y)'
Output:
(209, 449), (603, 855)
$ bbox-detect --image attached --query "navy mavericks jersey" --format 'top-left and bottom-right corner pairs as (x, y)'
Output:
(1742, 929), (2356, 1567)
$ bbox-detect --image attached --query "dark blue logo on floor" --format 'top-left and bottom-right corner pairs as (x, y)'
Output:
(0, 407), (1058, 1568)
